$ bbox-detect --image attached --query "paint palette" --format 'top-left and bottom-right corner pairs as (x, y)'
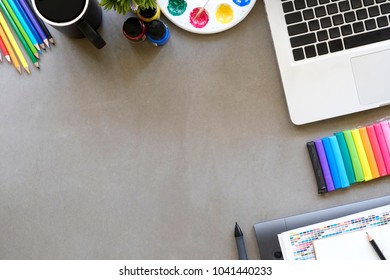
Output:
(156, 0), (256, 34)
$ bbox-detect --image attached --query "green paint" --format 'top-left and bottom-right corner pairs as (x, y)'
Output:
(167, 0), (187, 16)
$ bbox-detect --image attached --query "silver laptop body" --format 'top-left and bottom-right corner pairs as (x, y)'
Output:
(263, 0), (390, 125)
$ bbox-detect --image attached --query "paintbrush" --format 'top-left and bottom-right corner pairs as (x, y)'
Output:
(193, 0), (211, 20)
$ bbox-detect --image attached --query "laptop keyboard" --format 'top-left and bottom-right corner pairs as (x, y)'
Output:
(282, 0), (390, 61)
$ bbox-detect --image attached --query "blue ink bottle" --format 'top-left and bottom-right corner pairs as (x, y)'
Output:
(146, 20), (170, 46)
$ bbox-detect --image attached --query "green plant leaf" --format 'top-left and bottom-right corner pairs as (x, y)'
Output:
(100, 0), (156, 13)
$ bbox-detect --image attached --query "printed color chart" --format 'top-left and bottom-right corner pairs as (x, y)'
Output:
(278, 205), (390, 260)
(307, 119), (390, 194)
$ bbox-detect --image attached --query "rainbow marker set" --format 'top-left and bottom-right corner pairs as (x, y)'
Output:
(307, 119), (390, 194)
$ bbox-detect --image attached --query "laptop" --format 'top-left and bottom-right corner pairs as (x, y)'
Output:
(263, 0), (390, 125)
(253, 195), (390, 259)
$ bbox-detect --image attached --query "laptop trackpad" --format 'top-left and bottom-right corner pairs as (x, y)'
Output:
(351, 50), (390, 106)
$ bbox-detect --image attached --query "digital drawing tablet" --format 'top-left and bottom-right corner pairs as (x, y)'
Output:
(253, 195), (390, 260)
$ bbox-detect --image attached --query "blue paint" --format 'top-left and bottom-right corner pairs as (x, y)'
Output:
(146, 20), (170, 46)
(232, 0), (251, 7)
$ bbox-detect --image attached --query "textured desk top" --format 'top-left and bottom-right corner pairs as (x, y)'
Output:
(1, 2), (389, 259)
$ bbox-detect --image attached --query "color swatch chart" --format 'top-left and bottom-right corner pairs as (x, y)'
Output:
(278, 205), (390, 260)
(307, 119), (390, 194)
(0, 0), (55, 75)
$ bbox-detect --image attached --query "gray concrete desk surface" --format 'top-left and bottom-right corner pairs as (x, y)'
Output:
(1, 2), (390, 260)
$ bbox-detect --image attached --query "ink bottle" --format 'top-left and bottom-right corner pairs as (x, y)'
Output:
(122, 17), (146, 43)
(137, 6), (161, 23)
(146, 19), (170, 46)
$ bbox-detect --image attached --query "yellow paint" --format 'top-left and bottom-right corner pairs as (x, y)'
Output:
(216, 4), (234, 24)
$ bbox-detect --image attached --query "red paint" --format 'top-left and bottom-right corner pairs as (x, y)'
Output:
(189, 8), (209, 28)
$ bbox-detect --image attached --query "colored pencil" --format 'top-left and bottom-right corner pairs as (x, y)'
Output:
(0, 30), (7, 61)
(14, 20), (39, 68)
(366, 232), (387, 260)
(0, 25), (10, 62)
(18, 0), (49, 47)
(0, 0), (39, 58)
(5, 0), (41, 51)
(0, 11), (22, 73)
(26, 0), (54, 45)
(0, 34), (3, 61)
(11, 0), (44, 50)
(0, 5), (34, 73)
(0, 3), (38, 68)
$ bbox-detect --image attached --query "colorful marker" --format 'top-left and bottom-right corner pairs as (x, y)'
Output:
(335, 132), (356, 184)
(380, 120), (390, 155)
(374, 123), (390, 174)
(343, 130), (365, 182)
(366, 125), (388, 176)
(307, 141), (327, 193)
(329, 136), (350, 188)
(351, 129), (373, 181)
(322, 137), (342, 189)
(308, 120), (390, 194)
(359, 127), (380, 179)
(314, 139), (335, 192)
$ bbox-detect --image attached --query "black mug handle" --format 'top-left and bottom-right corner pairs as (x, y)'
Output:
(77, 20), (106, 49)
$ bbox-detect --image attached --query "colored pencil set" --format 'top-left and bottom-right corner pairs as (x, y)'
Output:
(307, 119), (390, 194)
(0, 0), (54, 74)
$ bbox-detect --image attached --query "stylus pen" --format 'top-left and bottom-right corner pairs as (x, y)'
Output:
(235, 222), (248, 260)
(366, 232), (386, 260)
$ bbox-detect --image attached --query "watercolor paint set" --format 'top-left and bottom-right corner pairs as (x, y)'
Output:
(307, 118), (390, 194)
(157, 0), (256, 34)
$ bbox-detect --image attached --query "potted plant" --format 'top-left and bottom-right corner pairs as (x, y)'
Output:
(100, 0), (157, 15)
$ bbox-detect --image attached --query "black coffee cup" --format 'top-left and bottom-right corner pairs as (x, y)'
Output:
(32, 0), (106, 49)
